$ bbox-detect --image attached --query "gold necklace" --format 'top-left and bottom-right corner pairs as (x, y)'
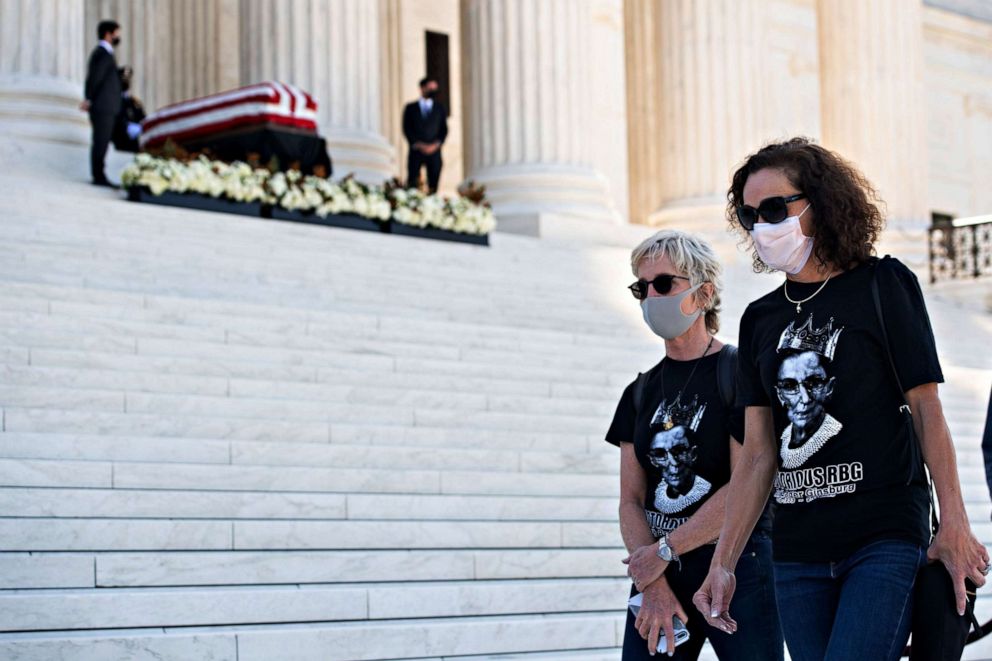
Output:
(783, 274), (834, 314)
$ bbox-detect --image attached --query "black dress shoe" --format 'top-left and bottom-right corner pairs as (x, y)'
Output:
(93, 179), (120, 190)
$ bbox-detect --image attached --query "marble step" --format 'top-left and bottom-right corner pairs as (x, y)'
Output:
(5, 513), (986, 555)
(0, 415), (978, 470)
(0, 237), (629, 316)
(17, 281), (645, 350)
(2, 381), (974, 440)
(0, 577), (630, 632)
(0, 487), (348, 521)
(0, 488), (616, 522)
(1, 211), (619, 281)
(6, 346), (982, 427)
(20, 348), (571, 399)
(405, 650), (620, 661)
(1, 415), (597, 451)
(410, 645), (620, 661)
(0, 432), (609, 472)
(0, 425), (598, 463)
(1, 401), (604, 437)
(0, 324), (632, 385)
(328, 423), (598, 451)
(0, 256), (642, 336)
(0, 612), (626, 661)
(0, 262), (641, 339)
(0, 295), (656, 365)
(0, 517), (623, 552)
(0, 310), (226, 344)
(0, 259), (615, 317)
(2, 457), (618, 497)
(0, 546), (626, 590)
(0, 328), (984, 418)
(8, 483), (992, 527)
(0, 385), (124, 412)
(8, 452), (989, 504)
(0, 312), (649, 376)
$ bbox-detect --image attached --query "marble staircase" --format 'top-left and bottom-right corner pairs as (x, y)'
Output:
(0, 158), (991, 660)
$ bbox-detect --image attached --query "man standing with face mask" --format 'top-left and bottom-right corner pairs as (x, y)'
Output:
(80, 20), (123, 188)
(402, 77), (447, 193)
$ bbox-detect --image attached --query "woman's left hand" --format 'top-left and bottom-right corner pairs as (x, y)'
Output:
(623, 543), (669, 592)
(928, 524), (989, 615)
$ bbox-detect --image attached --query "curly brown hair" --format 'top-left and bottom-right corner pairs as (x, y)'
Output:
(727, 137), (886, 273)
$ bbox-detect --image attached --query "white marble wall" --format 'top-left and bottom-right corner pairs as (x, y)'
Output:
(923, 6), (992, 220)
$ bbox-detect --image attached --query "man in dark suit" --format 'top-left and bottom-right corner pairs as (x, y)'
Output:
(402, 78), (447, 193)
(80, 20), (123, 188)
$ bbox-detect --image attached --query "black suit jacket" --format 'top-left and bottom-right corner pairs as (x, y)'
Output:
(403, 100), (448, 147)
(85, 46), (122, 115)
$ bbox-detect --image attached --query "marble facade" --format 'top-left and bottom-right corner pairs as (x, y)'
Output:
(1, 0), (990, 234)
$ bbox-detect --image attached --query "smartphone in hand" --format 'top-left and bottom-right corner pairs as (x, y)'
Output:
(627, 593), (691, 650)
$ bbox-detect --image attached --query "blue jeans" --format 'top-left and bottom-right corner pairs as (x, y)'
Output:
(622, 531), (784, 661)
(773, 539), (926, 661)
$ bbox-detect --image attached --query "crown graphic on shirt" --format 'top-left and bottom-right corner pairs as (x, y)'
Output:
(652, 394), (707, 433)
(776, 313), (843, 361)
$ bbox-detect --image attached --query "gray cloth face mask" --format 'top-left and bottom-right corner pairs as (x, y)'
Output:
(640, 283), (703, 340)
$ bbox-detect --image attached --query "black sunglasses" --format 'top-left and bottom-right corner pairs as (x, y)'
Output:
(776, 376), (829, 395)
(736, 193), (806, 231)
(628, 274), (691, 300)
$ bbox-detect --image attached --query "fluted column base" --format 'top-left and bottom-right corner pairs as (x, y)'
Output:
(469, 164), (621, 236)
(647, 195), (728, 233)
(0, 75), (89, 145)
(326, 129), (395, 184)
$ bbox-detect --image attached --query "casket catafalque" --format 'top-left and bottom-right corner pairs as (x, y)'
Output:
(139, 82), (318, 149)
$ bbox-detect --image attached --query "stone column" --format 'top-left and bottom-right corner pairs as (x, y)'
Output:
(0, 0), (88, 144)
(627, 0), (771, 228)
(241, 0), (394, 183)
(84, 0), (241, 114)
(462, 0), (622, 236)
(623, 0), (663, 227)
(817, 0), (928, 228)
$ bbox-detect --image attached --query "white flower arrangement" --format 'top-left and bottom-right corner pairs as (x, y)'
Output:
(122, 155), (496, 235)
(122, 154), (270, 203)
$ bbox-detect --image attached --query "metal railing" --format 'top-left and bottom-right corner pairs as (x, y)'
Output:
(928, 214), (992, 284)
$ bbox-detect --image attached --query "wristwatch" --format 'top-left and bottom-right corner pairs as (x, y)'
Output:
(656, 534), (679, 563)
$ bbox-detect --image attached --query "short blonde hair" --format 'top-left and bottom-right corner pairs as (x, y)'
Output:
(630, 229), (723, 334)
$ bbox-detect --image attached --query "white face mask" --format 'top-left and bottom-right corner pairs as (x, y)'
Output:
(640, 284), (702, 340)
(749, 204), (813, 274)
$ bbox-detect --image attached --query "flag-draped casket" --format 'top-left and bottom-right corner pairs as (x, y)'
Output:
(139, 82), (331, 174)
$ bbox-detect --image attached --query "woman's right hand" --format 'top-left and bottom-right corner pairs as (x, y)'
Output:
(636, 577), (689, 656)
(692, 565), (738, 635)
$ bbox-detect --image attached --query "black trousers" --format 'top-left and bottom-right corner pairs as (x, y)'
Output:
(89, 111), (116, 183)
(407, 149), (442, 193)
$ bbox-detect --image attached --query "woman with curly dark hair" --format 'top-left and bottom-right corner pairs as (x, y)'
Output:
(692, 137), (988, 661)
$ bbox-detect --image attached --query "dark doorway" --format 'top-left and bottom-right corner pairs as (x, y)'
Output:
(425, 31), (450, 117)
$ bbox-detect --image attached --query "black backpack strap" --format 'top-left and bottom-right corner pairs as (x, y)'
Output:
(870, 257), (909, 408)
(871, 258), (937, 528)
(716, 344), (738, 409)
(632, 371), (648, 418)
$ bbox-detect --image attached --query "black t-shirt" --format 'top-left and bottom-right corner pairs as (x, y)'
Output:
(736, 256), (937, 562)
(606, 350), (745, 543)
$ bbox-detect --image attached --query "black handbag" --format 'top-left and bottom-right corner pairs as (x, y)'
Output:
(869, 260), (980, 660)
